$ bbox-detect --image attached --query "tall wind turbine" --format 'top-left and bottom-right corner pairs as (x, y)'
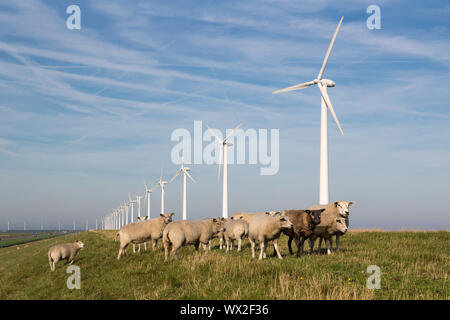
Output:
(144, 180), (159, 219)
(170, 146), (196, 220)
(136, 195), (143, 219)
(128, 193), (137, 223)
(205, 123), (242, 219)
(273, 16), (345, 205)
(157, 170), (169, 214)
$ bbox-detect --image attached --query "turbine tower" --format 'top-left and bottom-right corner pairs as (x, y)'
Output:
(157, 170), (169, 214)
(128, 193), (137, 223)
(273, 16), (345, 205)
(136, 195), (143, 219)
(170, 145), (196, 220)
(144, 181), (158, 219)
(205, 123), (242, 219)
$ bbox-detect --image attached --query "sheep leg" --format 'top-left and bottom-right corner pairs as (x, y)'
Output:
(326, 238), (332, 255)
(203, 243), (210, 256)
(230, 240), (233, 251)
(144, 242), (147, 251)
(335, 235), (340, 251)
(152, 239), (158, 251)
(237, 238), (242, 252)
(133, 244), (136, 253)
(250, 238), (256, 258)
(225, 239), (230, 253)
(318, 237), (323, 253)
(220, 237), (223, 250)
(208, 240), (211, 251)
(288, 236), (294, 255)
(273, 239), (283, 259)
(308, 237), (316, 254)
(259, 241), (266, 260)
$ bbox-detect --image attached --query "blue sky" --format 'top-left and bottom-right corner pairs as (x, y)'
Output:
(0, 0), (449, 230)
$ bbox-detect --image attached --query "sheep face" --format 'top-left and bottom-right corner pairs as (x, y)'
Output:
(279, 216), (293, 231)
(212, 218), (226, 234)
(335, 218), (348, 234)
(334, 201), (353, 217)
(76, 240), (85, 248)
(160, 212), (174, 224)
(305, 209), (325, 225)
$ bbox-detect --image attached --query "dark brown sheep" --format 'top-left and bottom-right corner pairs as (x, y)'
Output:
(280, 209), (325, 257)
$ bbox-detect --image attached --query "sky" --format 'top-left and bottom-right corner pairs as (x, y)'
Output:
(0, 0), (449, 230)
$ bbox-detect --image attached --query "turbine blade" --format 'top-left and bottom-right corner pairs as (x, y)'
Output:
(272, 81), (315, 94)
(224, 123), (243, 142)
(317, 16), (344, 80)
(169, 169), (182, 183)
(317, 82), (344, 136)
(184, 169), (196, 183)
(144, 180), (148, 190)
(205, 123), (222, 144)
(128, 192), (132, 202)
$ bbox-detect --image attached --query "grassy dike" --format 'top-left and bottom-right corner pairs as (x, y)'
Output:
(0, 230), (448, 299)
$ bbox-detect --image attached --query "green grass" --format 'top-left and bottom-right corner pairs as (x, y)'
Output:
(0, 230), (448, 299)
(0, 232), (71, 248)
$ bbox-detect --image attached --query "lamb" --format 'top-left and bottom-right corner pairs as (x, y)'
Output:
(280, 209), (325, 257)
(308, 213), (348, 255)
(248, 213), (293, 260)
(48, 240), (84, 271)
(117, 213), (174, 260)
(309, 201), (353, 251)
(163, 218), (225, 264)
(222, 218), (249, 252)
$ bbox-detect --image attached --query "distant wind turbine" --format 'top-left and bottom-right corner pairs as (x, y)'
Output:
(157, 169), (169, 214)
(205, 123), (242, 219)
(170, 145), (196, 220)
(273, 16), (345, 205)
(144, 180), (159, 219)
(128, 193), (137, 223)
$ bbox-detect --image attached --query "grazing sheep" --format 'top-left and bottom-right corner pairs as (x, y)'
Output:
(223, 218), (249, 252)
(48, 240), (84, 271)
(117, 213), (174, 260)
(136, 216), (149, 252)
(231, 211), (279, 224)
(248, 213), (293, 260)
(308, 213), (348, 255)
(163, 218), (225, 264)
(309, 201), (354, 251)
(280, 209), (325, 257)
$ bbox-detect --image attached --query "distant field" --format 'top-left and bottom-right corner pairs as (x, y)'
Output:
(0, 230), (448, 300)
(0, 231), (73, 248)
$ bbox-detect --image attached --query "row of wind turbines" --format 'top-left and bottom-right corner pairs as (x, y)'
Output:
(103, 16), (346, 230)
(104, 123), (243, 230)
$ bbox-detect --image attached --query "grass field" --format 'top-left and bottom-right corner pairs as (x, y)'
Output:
(0, 231), (71, 248)
(0, 230), (448, 300)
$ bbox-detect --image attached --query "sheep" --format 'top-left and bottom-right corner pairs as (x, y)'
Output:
(136, 216), (149, 252)
(117, 213), (174, 260)
(308, 213), (348, 255)
(222, 218), (249, 253)
(163, 218), (225, 264)
(248, 213), (293, 260)
(48, 240), (84, 271)
(231, 211), (279, 224)
(309, 201), (354, 251)
(279, 209), (325, 257)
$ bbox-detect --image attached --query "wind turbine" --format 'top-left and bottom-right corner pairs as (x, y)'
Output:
(136, 195), (143, 219)
(128, 193), (137, 223)
(157, 170), (169, 214)
(170, 145), (196, 220)
(205, 123), (242, 219)
(272, 16), (345, 205)
(144, 180), (159, 219)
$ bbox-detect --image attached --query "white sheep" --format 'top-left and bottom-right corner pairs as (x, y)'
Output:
(309, 200), (353, 252)
(48, 240), (84, 271)
(308, 213), (348, 255)
(248, 213), (293, 260)
(223, 218), (249, 252)
(163, 218), (225, 264)
(117, 213), (173, 260)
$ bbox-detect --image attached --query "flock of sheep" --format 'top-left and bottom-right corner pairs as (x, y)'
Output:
(47, 200), (353, 270)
